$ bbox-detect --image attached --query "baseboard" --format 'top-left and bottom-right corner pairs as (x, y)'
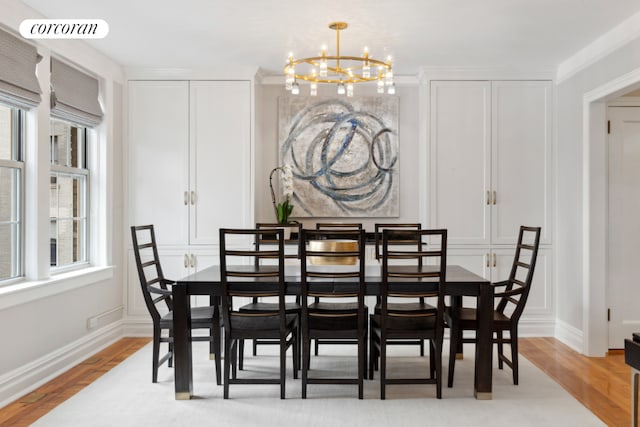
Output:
(0, 320), (124, 408)
(518, 317), (556, 337)
(554, 319), (583, 353)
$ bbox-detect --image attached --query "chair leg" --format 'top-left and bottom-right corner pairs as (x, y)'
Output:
(168, 329), (173, 368)
(369, 329), (375, 380)
(302, 332), (310, 399)
(238, 339), (244, 371)
(213, 322), (222, 386)
(497, 330), (504, 370)
(358, 329), (365, 399)
(380, 334), (386, 400)
(280, 336), (287, 400)
(429, 341), (435, 379)
(152, 325), (161, 383)
(314, 338), (319, 356)
(253, 339), (258, 356)
(223, 337), (232, 399)
(511, 329), (519, 385)
(435, 338), (442, 399)
(447, 325), (457, 388)
(420, 339), (425, 357)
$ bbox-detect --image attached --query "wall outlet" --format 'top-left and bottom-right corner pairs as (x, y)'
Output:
(87, 317), (98, 329)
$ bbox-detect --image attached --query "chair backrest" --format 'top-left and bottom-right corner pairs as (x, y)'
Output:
(374, 223), (422, 261)
(219, 228), (287, 331)
(255, 222), (302, 266)
(495, 226), (542, 320)
(300, 228), (366, 299)
(130, 225), (172, 323)
(380, 229), (447, 329)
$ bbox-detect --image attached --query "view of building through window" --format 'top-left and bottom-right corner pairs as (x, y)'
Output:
(50, 119), (88, 268)
(0, 103), (23, 281)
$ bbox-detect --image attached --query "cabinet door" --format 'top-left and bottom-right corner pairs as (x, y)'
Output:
(491, 81), (552, 244)
(128, 81), (189, 245)
(446, 247), (491, 308)
(430, 81), (491, 245)
(189, 81), (252, 245)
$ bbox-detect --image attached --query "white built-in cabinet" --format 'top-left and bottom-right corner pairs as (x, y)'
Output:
(429, 80), (553, 329)
(127, 79), (252, 317)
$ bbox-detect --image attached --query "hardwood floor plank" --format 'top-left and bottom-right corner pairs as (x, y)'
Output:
(520, 337), (630, 427)
(0, 337), (150, 427)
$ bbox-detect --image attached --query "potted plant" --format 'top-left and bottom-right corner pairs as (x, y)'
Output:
(269, 164), (295, 225)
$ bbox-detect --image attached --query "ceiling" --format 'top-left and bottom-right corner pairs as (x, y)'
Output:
(20, 0), (640, 76)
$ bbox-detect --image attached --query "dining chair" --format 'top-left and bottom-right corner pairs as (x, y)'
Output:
(369, 228), (448, 399)
(237, 222), (302, 368)
(300, 228), (367, 399)
(446, 225), (541, 387)
(374, 223), (427, 357)
(219, 228), (299, 399)
(130, 225), (222, 384)
(311, 222), (363, 355)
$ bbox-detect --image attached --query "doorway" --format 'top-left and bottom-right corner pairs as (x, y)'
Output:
(607, 105), (640, 348)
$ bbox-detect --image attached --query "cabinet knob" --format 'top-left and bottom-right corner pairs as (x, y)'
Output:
(486, 253), (490, 268)
(493, 253), (497, 267)
(184, 191), (188, 205)
(191, 191), (196, 205)
(486, 191), (490, 205)
(493, 191), (497, 205)
(190, 254), (195, 268)
(183, 254), (189, 268)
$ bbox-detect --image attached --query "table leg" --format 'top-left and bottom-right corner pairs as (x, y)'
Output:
(451, 296), (464, 359)
(474, 282), (493, 400)
(173, 283), (193, 400)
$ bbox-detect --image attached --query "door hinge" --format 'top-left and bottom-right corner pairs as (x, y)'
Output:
(608, 120), (611, 134)
(608, 308), (611, 322)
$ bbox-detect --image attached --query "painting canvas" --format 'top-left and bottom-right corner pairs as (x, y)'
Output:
(278, 96), (399, 217)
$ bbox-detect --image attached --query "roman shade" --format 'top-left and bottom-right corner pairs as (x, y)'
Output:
(51, 57), (103, 127)
(0, 28), (42, 109)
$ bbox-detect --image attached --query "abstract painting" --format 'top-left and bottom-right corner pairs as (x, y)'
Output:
(278, 96), (399, 217)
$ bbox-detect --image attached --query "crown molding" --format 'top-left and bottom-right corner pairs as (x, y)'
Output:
(419, 66), (555, 81)
(557, 10), (640, 84)
(125, 67), (258, 81)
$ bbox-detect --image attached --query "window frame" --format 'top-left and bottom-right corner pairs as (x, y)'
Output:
(49, 118), (90, 272)
(0, 103), (25, 283)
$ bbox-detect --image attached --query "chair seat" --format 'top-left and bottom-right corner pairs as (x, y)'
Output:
(446, 307), (512, 330)
(370, 312), (437, 332)
(374, 302), (437, 314)
(308, 301), (360, 313)
(239, 301), (300, 313)
(159, 305), (218, 328)
(230, 313), (297, 332)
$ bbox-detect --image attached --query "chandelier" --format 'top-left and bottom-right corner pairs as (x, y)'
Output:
(284, 21), (394, 97)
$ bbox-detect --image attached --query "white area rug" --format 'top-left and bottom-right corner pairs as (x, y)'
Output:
(33, 342), (605, 427)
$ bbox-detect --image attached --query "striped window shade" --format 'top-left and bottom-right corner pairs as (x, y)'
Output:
(51, 58), (103, 127)
(0, 28), (42, 108)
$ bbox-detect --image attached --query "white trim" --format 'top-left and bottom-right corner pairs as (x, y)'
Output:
(0, 320), (123, 408)
(557, 10), (640, 84)
(125, 68), (258, 81)
(582, 65), (640, 356)
(419, 66), (555, 81)
(607, 96), (640, 107)
(0, 266), (114, 311)
(518, 317), (556, 337)
(554, 319), (584, 353)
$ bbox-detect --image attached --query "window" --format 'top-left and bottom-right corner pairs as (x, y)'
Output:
(0, 102), (24, 282)
(50, 119), (88, 268)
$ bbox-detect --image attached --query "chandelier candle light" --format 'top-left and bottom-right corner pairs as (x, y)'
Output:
(270, 164), (295, 224)
(284, 21), (395, 97)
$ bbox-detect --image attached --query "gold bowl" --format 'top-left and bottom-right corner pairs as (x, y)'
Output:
(308, 240), (358, 265)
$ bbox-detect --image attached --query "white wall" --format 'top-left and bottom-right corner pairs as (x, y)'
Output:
(0, 0), (125, 406)
(254, 81), (421, 229)
(556, 36), (640, 353)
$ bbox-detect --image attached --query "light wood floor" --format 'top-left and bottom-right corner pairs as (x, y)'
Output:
(0, 337), (630, 426)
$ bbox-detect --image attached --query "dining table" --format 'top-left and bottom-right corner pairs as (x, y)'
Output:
(172, 264), (494, 400)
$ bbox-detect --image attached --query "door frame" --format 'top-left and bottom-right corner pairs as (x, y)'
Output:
(583, 66), (640, 356)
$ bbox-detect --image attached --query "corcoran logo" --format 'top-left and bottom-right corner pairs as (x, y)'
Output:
(19, 19), (109, 39)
